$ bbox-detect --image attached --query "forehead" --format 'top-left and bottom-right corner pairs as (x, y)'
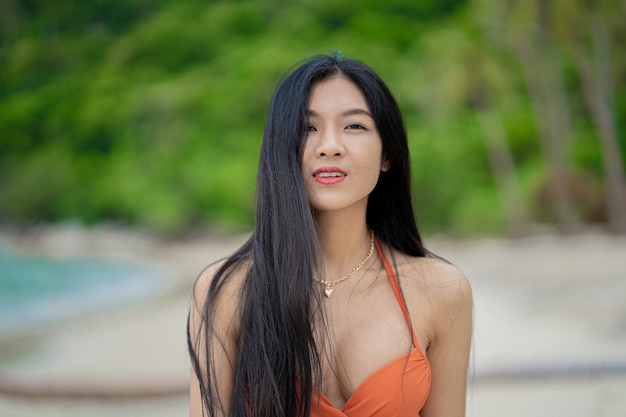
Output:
(308, 76), (370, 114)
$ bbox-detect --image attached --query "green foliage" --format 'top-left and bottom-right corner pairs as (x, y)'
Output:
(408, 113), (493, 234)
(0, 0), (623, 235)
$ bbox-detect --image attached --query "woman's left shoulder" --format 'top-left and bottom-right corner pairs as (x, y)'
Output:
(399, 253), (472, 310)
(398, 253), (473, 352)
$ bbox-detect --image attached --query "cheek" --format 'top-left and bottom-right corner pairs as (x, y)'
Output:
(300, 152), (311, 175)
(359, 156), (384, 188)
(301, 139), (315, 167)
(369, 143), (386, 172)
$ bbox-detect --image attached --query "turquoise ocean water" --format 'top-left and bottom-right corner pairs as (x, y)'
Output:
(0, 251), (167, 333)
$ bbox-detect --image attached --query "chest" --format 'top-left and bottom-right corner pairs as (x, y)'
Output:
(318, 277), (430, 408)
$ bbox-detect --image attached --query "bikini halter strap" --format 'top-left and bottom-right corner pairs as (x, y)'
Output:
(374, 237), (420, 348)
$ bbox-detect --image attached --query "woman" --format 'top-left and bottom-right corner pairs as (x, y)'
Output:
(188, 54), (472, 417)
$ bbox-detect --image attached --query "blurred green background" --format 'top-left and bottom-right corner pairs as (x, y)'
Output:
(1, 0), (624, 236)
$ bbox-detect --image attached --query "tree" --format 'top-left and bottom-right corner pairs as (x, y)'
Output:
(553, 0), (626, 233)
(496, 0), (581, 232)
(414, 16), (532, 235)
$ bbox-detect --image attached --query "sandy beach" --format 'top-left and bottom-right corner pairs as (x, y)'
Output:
(1, 225), (626, 416)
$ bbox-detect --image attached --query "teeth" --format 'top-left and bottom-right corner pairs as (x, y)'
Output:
(316, 172), (344, 177)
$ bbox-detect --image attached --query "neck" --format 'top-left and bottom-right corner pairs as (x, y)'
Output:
(314, 210), (372, 280)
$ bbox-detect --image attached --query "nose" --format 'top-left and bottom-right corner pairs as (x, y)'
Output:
(316, 128), (344, 157)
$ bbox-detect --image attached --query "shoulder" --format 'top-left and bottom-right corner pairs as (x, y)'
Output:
(395, 252), (473, 334)
(189, 257), (247, 407)
(394, 251), (471, 298)
(190, 257), (249, 334)
(417, 256), (472, 308)
(402, 256), (473, 415)
(193, 257), (250, 300)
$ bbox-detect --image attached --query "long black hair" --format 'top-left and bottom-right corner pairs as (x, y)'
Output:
(188, 53), (429, 417)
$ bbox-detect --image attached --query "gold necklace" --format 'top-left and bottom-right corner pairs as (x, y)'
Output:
(313, 229), (375, 298)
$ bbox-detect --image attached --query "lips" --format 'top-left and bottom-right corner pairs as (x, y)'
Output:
(313, 167), (347, 184)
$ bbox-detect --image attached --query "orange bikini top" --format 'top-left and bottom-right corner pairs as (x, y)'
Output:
(311, 238), (432, 417)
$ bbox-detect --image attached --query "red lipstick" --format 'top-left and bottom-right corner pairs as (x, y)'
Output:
(313, 167), (347, 185)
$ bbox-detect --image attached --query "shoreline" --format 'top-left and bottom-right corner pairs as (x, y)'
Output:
(0, 224), (249, 400)
(2, 224), (626, 415)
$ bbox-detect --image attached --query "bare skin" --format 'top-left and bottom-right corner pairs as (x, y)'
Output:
(189, 76), (473, 417)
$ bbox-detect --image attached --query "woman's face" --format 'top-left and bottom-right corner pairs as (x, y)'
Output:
(301, 75), (390, 213)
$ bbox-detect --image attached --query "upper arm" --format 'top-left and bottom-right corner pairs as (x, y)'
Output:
(189, 261), (241, 417)
(421, 264), (473, 417)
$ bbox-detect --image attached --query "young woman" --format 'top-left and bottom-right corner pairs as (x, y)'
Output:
(188, 54), (473, 417)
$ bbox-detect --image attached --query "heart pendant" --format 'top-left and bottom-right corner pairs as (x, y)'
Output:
(324, 287), (334, 298)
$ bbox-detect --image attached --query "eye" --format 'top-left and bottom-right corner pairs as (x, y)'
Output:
(305, 124), (317, 132)
(346, 123), (366, 130)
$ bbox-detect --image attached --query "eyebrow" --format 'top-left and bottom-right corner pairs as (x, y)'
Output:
(307, 108), (373, 118)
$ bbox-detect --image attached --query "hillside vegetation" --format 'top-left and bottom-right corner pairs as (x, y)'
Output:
(1, 0), (625, 235)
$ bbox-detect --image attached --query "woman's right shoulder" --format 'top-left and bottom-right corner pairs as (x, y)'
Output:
(194, 259), (228, 291)
(192, 257), (250, 312)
